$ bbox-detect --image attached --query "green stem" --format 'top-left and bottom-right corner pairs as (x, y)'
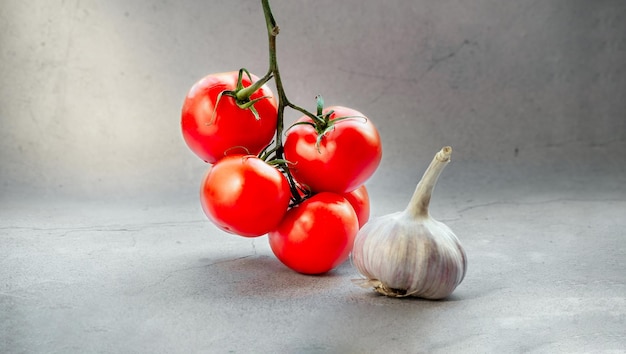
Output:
(286, 102), (318, 121)
(261, 0), (310, 203)
(263, 15), (284, 158)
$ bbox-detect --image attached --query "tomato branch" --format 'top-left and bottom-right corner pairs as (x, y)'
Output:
(260, 0), (317, 204)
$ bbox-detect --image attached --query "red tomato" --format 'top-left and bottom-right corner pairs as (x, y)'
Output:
(284, 106), (382, 194)
(343, 185), (370, 228)
(200, 155), (291, 237)
(268, 192), (359, 274)
(181, 71), (278, 164)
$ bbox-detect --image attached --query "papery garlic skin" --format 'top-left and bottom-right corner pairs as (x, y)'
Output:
(352, 146), (467, 300)
(353, 212), (466, 299)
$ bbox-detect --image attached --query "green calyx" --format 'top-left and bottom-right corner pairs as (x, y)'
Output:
(213, 68), (273, 121)
(288, 95), (365, 152)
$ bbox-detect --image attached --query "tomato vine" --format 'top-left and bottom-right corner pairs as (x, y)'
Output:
(184, 0), (381, 272)
(244, 0), (322, 204)
(226, 0), (375, 206)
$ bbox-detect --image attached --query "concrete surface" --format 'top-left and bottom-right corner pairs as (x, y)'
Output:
(1, 0), (625, 353)
(2, 153), (625, 353)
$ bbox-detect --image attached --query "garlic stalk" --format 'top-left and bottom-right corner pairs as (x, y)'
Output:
(352, 146), (467, 299)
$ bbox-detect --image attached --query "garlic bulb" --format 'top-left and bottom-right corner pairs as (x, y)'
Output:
(352, 146), (467, 299)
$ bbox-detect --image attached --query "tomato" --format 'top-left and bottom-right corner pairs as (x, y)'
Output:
(343, 185), (370, 228)
(268, 192), (359, 274)
(200, 155), (291, 237)
(181, 71), (278, 164)
(283, 106), (382, 194)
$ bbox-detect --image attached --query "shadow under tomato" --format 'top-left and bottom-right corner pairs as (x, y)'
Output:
(198, 253), (354, 299)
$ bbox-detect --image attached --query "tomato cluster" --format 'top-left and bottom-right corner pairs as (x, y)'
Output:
(182, 61), (382, 275)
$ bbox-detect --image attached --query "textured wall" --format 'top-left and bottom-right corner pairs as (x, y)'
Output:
(1, 0), (625, 200)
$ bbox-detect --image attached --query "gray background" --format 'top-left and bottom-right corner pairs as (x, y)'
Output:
(2, 0), (625, 353)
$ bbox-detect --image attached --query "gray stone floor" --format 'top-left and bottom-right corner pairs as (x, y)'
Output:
(2, 146), (625, 353)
